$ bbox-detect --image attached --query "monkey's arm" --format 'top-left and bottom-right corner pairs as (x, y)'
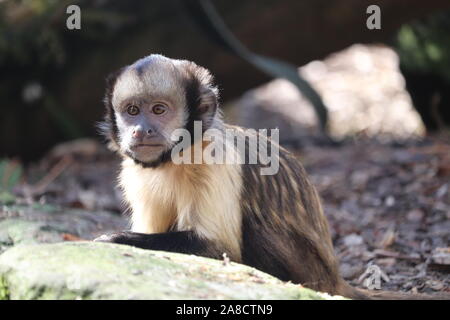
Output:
(94, 231), (218, 257)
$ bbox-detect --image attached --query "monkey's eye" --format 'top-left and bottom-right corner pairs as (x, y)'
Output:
(152, 104), (167, 115)
(127, 105), (140, 116)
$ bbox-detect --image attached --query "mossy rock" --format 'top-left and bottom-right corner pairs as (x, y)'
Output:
(0, 242), (344, 300)
(0, 219), (63, 250)
(0, 205), (127, 253)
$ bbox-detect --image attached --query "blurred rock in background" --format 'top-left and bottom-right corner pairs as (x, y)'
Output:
(225, 44), (426, 145)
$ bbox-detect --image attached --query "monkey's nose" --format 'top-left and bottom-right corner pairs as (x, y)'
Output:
(132, 129), (145, 139)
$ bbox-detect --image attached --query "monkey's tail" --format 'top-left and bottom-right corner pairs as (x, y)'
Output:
(339, 281), (450, 300)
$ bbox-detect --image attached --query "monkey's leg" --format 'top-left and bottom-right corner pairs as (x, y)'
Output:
(94, 231), (218, 258)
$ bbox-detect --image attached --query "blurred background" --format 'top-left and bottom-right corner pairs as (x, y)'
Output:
(1, 0), (450, 160)
(0, 0), (449, 293)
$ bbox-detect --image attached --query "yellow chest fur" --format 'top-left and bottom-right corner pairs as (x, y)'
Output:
(119, 158), (243, 261)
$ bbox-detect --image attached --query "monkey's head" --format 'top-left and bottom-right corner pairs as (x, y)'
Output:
(100, 54), (219, 167)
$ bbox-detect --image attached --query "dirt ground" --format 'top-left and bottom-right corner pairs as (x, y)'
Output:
(14, 134), (450, 295)
(300, 135), (450, 294)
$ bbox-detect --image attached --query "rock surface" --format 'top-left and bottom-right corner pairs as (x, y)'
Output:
(0, 242), (342, 300)
(0, 205), (341, 300)
(0, 204), (127, 254)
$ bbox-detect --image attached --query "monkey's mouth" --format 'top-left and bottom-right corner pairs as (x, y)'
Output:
(127, 143), (166, 162)
(131, 143), (164, 149)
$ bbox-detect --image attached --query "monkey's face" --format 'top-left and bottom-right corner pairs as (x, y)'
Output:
(112, 63), (187, 164)
(114, 99), (182, 164)
(102, 54), (218, 167)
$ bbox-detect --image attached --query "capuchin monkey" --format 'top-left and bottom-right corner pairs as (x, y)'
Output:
(95, 54), (447, 300)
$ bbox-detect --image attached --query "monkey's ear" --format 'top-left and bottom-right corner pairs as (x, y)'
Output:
(198, 85), (219, 122)
(99, 67), (125, 152)
(184, 62), (220, 129)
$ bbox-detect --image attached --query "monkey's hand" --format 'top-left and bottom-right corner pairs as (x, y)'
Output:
(93, 232), (134, 244)
(92, 231), (212, 257)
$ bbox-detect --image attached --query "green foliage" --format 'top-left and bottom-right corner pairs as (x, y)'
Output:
(0, 0), (65, 66)
(396, 11), (450, 81)
(0, 0), (137, 68)
(0, 159), (22, 205)
(0, 0), (159, 142)
(0, 275), (10, 300)
(0, 159), (22, 191)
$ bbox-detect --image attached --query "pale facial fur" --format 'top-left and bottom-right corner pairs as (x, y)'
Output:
(112, 55), (189, 164)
